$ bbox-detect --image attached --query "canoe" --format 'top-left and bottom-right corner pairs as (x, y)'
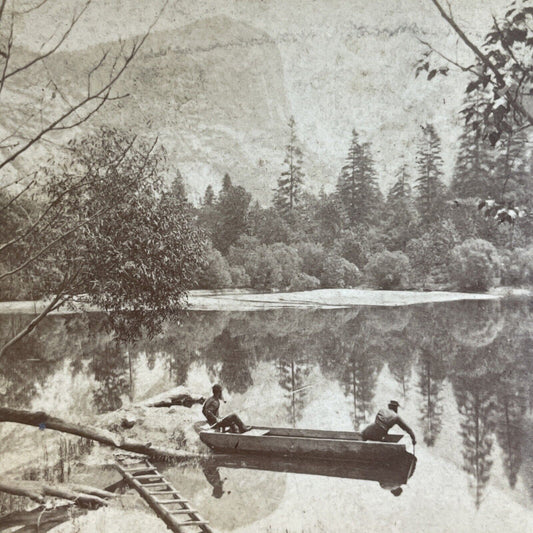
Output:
(199, 426), (411, 464)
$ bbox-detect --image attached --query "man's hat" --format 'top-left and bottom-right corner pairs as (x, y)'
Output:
(388, 400), (400, 408)
(212, 383), (224, 400)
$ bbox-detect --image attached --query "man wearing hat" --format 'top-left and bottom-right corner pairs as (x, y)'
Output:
(202, 384), (252, 433)
(362, 400), (416, 444)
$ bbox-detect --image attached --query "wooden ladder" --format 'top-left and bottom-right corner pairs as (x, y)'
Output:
(115, 455), (214, 533)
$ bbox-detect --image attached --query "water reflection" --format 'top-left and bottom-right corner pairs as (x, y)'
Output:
(0, 297), (532, 517)
(199, 452), (417, 495)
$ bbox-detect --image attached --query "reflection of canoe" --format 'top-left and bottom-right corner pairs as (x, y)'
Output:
(199, 426), (410, 464)
(206, 452), (417, 488)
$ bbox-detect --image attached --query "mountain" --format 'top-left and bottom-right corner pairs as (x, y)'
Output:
(1, 13), (471, 202)
(36, 15), (318, 202)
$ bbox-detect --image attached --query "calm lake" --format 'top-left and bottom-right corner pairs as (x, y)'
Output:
(1, 297), (532, 532)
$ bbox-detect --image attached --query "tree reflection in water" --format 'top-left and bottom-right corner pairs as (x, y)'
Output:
(1, 297), (532, 510)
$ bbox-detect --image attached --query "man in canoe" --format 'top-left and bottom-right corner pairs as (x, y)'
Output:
(202, 384), (252, 433)
(362, 400), (416, 444)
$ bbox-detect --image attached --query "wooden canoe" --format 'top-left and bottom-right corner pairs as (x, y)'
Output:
(198, 426), (411, 464)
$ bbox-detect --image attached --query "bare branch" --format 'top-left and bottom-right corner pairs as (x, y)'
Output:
(0, 204), (110, 281)
(417, 36), (478, 74)
(0, 25), (152, 172)
(429, 0), (533, 126)
(0, 175), (26, 190)
(0, 13), (14, 97)
(0, 0), (7, 23)
(87, 47), (111, 95)
(0, 175), (36, 212)
(0, 134), (137, 254)
(13, 0), (50, 16)
(0, 278), (70, 358)
(3, 1), (91, 81)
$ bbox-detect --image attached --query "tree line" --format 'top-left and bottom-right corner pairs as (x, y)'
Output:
(193, 113), (533, 294)
(2, 0), (533, 358)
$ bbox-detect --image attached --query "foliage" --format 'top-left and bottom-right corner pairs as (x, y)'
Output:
(242, 246), (283, 290)
(319, 255), (359, 288)
(499, 246), (533, 285)
(448, 238), (501, 291)
(269, 243), (303, 287)
(297, 242), (328, 279)
(289, 272), (321, 292)
(229, 265), (251, 288)
(39, 128), (205, 340)
(248, 205), (291, 244)
(365, 250), (410, 290)
(419, 0), (533, 142)
(196, 245), (232, 289)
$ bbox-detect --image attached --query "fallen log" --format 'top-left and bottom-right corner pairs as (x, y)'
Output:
(0, 505), (86, 533)
(0, 478), (124, 532)
(0, 479), (113, 508)
(0, 407), (202, 460)
(147, 393), (205, 409)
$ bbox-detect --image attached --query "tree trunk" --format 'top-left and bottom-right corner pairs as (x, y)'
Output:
(0, 407), (201, 460)
(0, 479), (114, 508)
(0, 505), (86, 532)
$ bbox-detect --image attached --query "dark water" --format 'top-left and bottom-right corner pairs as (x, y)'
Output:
(0, 298), (532, 531)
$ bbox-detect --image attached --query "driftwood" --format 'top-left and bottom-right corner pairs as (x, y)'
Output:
(147, 393), (205, 409)
(0, 407), (201, 460)
(0, 479), (114, 508)
(0, 505), (86, 533)
(0, 479), (127, 532)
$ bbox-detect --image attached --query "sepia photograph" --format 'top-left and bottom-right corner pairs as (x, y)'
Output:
(0, 1), (532, 532)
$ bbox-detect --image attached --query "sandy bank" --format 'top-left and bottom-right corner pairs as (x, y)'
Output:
(1, 287), (527, 315)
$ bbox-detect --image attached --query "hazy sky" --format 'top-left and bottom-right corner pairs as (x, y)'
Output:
(16, 0), (515, 192)
(19, 0), (509, 50)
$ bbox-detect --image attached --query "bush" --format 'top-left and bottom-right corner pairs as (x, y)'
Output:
(365, 250), (410, 289)
(196, 247), (232, 289)
(269, 243), (303, 287)
(229, 265), (250, 288)
(320, 255), (360, 288)
(448, 238), (500, 292)
(227, 236), (260, 267)
(500, 246), (533, 286)
(297, 242), (327, 279)
(244, 246), (283, 290)
(289, 273), (321, 292)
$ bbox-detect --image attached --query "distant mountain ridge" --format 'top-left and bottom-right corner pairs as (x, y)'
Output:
(2, 14), (468, 202)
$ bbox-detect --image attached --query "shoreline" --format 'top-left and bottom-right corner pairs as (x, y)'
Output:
(0, 287), (530, 315)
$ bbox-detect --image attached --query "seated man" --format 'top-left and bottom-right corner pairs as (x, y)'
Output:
(202, 384), (251, 433)
(362, 400), (416, 444)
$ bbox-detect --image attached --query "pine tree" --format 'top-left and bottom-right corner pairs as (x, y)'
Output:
(212, 174), (251, 254)
(415, 124), (447, 223)
(451, 91), (495, 200)
(388, 164), (412, 204)
(203, 185), (215, 206)
(336, 129), (381, 226)
(274, 116), (305, 215)
(385, 164), (418, 251)
(493, 129), (530, 204)
(451, 125), (494, 199)
(170, 170), (188, 202)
